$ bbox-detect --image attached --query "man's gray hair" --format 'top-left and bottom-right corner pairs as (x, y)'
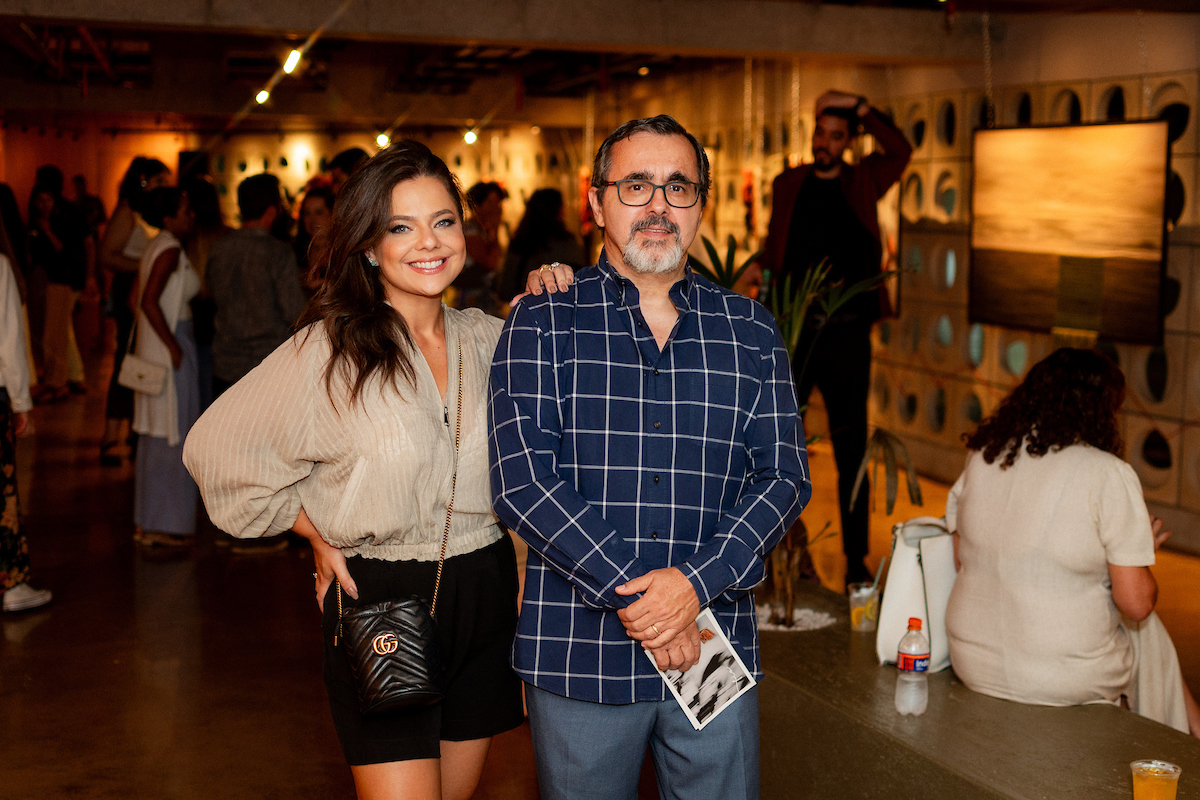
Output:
(591, 115), (711, 207)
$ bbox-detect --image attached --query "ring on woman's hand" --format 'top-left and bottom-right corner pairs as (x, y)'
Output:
(539, 264), (555, 271)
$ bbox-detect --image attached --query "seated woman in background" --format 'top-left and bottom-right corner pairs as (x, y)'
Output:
(946, 347), (1200, 737)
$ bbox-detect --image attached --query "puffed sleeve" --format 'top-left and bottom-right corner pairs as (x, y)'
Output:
(183, 328), (323, 539)
(1096, 458), (1156, 567)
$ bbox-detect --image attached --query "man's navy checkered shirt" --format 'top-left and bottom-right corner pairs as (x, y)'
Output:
(488, 252), (810, 704)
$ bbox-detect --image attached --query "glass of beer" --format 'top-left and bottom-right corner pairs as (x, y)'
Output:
(1131, 759), (1181, 800)
(847, 583), (879, 633)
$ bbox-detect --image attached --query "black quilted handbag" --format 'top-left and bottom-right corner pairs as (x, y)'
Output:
(334, 338), (463, 716)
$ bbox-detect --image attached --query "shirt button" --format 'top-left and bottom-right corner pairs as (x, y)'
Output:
(653, 475), (660, 483)
(651, 532), (658, 540)
(636, 320), (643, 328)
(653, 369), (660, 376)
(653, 421), (661, 429)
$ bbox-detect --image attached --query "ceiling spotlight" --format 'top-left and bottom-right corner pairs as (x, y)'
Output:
(376, 132), (390, 147)
(284, 49), (302, 74)
(464, 130), (478, 144)
(530, 125), (541, 135)
(637, 66), (650, 77)
(256, 89), (270, 104)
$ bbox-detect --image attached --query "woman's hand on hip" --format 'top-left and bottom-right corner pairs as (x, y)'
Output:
(293, 507), (358, 611)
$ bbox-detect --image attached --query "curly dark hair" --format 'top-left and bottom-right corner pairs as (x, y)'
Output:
(964, 347), (1125, 468)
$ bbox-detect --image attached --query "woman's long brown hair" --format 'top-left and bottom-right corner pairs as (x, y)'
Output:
(964, 347), (1125, 468)
(296, 140), (465, 406)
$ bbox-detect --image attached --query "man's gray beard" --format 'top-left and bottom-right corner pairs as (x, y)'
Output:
(624, 227), (686, 275)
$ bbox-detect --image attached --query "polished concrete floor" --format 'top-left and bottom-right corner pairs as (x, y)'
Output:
(4, 342), (1199, 798)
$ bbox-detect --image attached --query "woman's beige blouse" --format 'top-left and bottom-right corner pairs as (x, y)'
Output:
(945, 443), (1156, 706)
(183, 306), (505, 562)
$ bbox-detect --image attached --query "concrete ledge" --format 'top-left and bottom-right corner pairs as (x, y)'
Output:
(759, 581), (1200, 798)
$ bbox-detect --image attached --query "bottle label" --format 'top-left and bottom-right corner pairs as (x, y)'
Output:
(898, 653), (929, 672)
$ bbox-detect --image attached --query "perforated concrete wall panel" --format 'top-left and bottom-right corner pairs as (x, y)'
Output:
(902, 97), (933, 163)
(930, 92), (967, 161)
(1169, 155), (1197, 229)
(1178, 425), (1200, 514)
(1181, 334), (1200, 422)
(1092, 79), (1141, 124)
(1165, 241), (1192, 334)
(1124, 413), (1182, 506)
(1043, 82), (1092, 124)
(1000, 85), (1044, 127)
(1121, 332), (1187, 419)
(922, 302), (970, 376)
(928, 160), (966, 224)
(1148, 72), (1198, 156)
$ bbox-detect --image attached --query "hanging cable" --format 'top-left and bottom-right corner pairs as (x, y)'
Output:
(982, 12), (995, 128)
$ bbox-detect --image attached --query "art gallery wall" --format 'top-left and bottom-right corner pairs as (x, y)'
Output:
(877, 11), (1200, 554)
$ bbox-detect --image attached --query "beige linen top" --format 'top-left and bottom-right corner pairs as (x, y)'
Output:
(183, 306), (505, 562)
(945, 443), (1155, 706)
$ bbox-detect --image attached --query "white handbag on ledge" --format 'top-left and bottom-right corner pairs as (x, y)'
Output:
(875, 516), (957, 673)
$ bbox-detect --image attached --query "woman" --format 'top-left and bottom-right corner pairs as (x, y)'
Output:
(294, 184), (336, 292)
(183, 141), (524, 800)
(182, 175), (231, 412)
(495, 188), (584, 309)
(0, 225), (51, 613)
(27, 186), (87, 405)
(946, 347), (1200, 736)
(132, 187), (200, 547)
(98, 157), (171, 465)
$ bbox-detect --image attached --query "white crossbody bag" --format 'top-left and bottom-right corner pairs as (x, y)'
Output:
(875, 516), (957, 673)
(117, 317), (167, 396)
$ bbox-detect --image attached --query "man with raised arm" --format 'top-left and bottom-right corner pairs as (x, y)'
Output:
(489, 115), (810, 800)
(761, 90), (912, 585)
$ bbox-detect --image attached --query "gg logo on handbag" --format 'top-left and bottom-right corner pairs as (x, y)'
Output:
(372, 632), (399, 656)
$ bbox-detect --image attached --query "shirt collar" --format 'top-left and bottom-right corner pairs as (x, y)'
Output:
(596, 248), (696, 312)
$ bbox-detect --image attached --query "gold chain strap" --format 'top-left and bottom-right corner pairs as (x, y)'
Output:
(334, 333), (464, 642)
(431, 336), (463, 618)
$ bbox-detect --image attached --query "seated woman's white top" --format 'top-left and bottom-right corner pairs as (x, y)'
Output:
(183, 306), (505, 562)
(945, 443), (1155, 706)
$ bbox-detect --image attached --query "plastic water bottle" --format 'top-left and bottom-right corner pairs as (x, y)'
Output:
(894, 617), (929, 716)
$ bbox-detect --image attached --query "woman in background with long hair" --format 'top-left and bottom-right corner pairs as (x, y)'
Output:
(98, 157), (171, 465)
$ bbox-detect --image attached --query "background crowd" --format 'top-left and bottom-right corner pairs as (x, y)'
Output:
(0, 146), (590, 591)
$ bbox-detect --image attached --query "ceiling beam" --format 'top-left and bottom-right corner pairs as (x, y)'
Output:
(2, 0), (984, 63)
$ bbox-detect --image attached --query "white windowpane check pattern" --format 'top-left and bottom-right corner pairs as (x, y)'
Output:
(489, 253), (810, 704)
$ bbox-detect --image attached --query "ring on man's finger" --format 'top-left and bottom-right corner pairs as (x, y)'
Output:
(652, 624), (661, 636)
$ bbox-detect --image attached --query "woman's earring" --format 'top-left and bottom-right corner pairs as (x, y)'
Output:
(366, 254), (378, 267)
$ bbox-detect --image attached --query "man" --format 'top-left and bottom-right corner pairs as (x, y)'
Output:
(71, 174), (108, 240)
(761, 90), (912, 585)
(327, 147), (368, 196)
(206, 173), (307, 398)
(490, 115), (810, 800)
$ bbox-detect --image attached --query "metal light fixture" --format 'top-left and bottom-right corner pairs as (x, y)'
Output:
(283, 49), (302, 74)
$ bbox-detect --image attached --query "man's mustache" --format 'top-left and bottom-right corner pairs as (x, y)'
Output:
(632, 214), (680, 236)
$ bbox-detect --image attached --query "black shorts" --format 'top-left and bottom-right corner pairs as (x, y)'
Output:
(321, 535), (525, 766)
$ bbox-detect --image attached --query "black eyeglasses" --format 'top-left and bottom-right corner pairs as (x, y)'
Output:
(605, 179), (701, 208)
